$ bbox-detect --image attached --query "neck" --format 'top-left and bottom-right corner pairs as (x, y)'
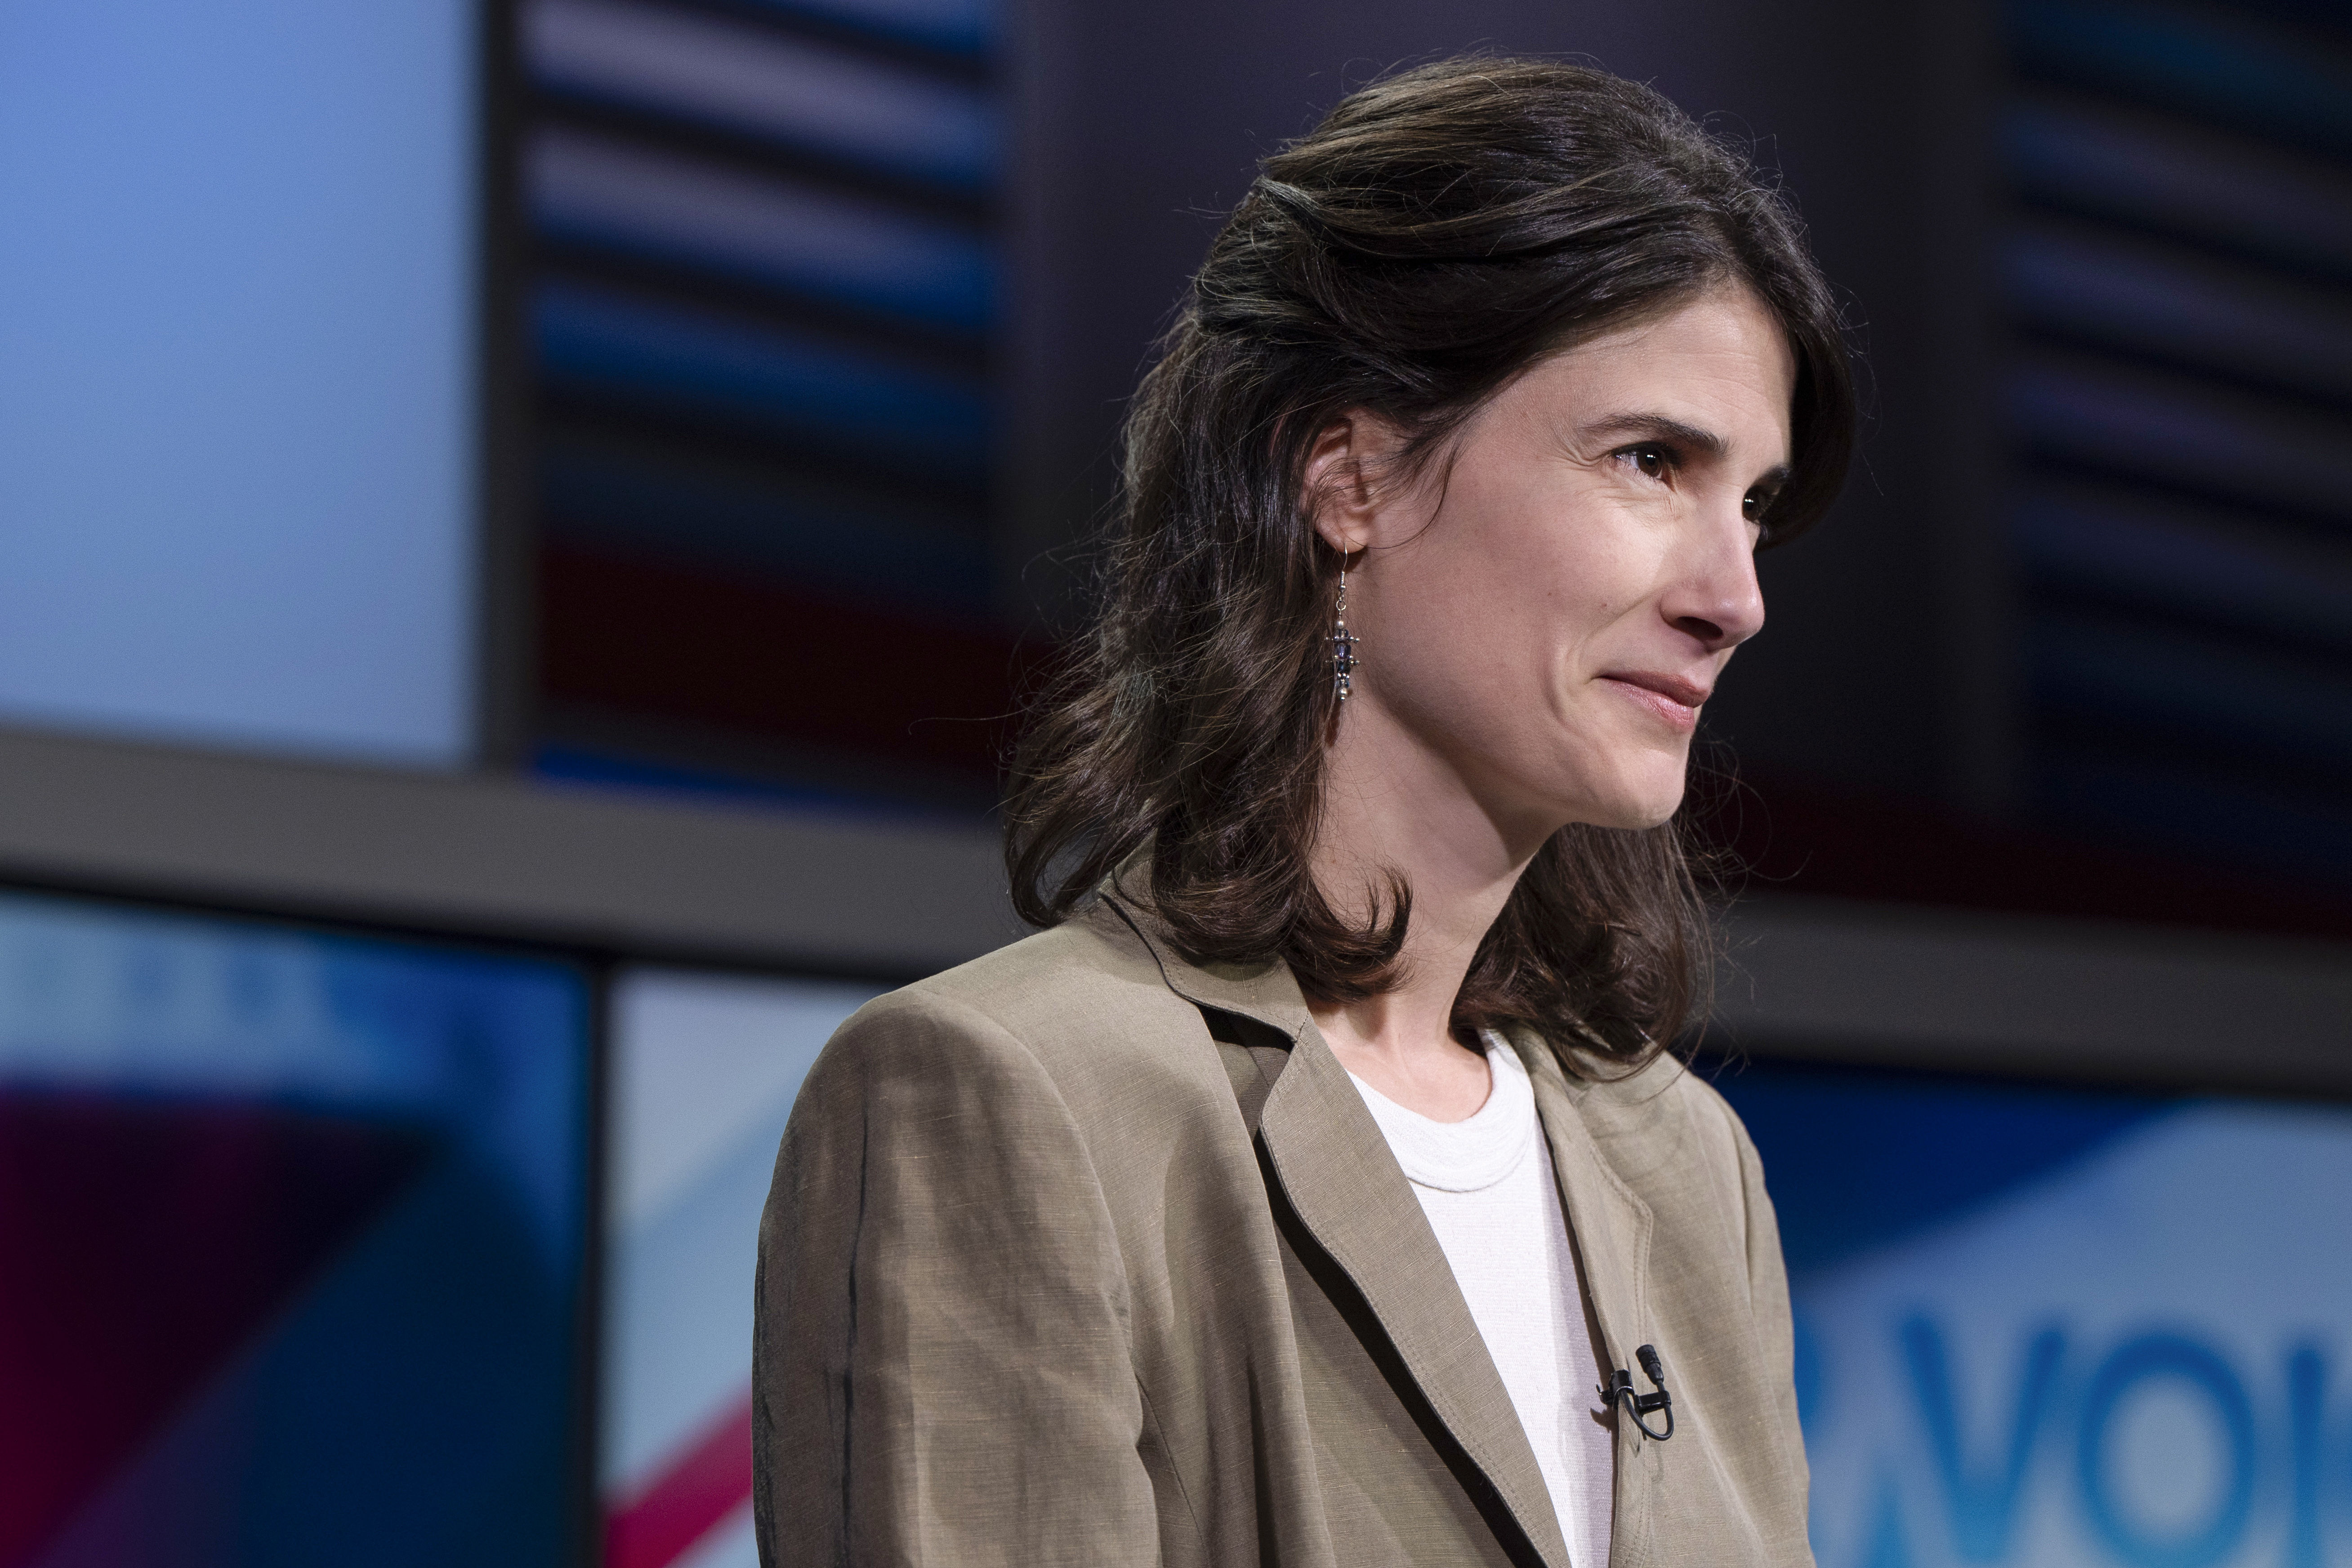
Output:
(1305, 696), (1556, 1113)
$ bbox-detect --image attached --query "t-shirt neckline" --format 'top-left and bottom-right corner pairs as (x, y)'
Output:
(1347, 1032), (1538, 1193)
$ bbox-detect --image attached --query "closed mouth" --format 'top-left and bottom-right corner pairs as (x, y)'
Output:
(1599, 672), (1710, 709)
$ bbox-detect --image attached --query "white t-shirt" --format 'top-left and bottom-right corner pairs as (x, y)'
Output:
(1348, 1037), (1614, 1568)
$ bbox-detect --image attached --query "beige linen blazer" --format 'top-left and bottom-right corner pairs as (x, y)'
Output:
(755, 884), (1812, 1567)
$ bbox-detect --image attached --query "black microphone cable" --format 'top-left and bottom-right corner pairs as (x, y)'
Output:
(1600, 1344), (1675, 1440)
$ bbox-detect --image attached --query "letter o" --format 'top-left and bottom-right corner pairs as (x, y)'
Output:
(2075, 1334), (2254, 1568)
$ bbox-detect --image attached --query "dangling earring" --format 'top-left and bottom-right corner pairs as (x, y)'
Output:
(1330, 552), (1361, 703)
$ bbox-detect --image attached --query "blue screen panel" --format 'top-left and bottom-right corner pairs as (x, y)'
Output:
(1717, 1061), (2352, 1568)
(0, 2), (478, 766)
(0, 890), (591, 1568)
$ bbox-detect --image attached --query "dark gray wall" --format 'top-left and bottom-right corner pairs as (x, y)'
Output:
(1004, 0), (2007, 811)
(0, 721), (2345, 1091)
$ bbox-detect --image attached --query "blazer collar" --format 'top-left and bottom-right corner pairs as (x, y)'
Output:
(1100, 878), (1572, 1568)
(1098, 867), (1317, 1043)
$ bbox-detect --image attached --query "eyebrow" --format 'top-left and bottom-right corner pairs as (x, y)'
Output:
(1581, 411), (1793, 487)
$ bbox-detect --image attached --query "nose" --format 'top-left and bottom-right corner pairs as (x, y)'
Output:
(1659, 510), (1766, 653)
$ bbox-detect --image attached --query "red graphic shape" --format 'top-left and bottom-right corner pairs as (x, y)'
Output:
(540, 543), (1035, 778)
(606, 1390), (755, 1568)
(0, 1092), (429, 1568)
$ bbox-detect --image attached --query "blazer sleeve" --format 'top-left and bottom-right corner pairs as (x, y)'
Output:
(1728, 1109), (1811, 1512)
(753, 988), (1158, 1567)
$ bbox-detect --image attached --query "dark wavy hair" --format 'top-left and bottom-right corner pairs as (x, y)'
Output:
(1005, 57), (1856, 1065)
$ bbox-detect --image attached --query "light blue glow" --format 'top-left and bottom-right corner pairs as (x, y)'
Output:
(0, 0), (478, 766)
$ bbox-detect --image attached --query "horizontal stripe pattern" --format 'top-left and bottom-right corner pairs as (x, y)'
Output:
(528, 0), (997, 190)
(520, 0), (1006, 791)
(2003, 0), (2352, 883)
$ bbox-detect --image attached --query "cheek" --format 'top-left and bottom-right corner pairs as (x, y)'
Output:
(1384, 527), (1629, 719)
(1374, 454), (1665, 704)
(1468, 510), (1652, 672)
(1393, 522), (1556, 660)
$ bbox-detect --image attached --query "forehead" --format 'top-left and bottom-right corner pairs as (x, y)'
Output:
(1506, 288), (1798, 459)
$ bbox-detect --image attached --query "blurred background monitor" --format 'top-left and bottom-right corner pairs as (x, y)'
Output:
(0, 1), (482, 767)
(1718, 1062), (2352, 1568)
(0, 888), (593, 1568)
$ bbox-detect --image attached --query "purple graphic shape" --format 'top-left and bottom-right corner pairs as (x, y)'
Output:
(0, 1092), (428, 1568)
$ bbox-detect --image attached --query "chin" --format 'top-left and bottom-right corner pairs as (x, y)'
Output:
(1528, 746), (1688, 833)
(1580, 774), (1687, 832)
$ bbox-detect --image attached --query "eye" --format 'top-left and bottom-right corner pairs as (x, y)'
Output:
(1616, 443), (1673, 481)
(1742, 486), (1783, 527)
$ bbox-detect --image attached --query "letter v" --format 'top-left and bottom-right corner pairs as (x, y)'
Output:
(1900, 1317), (2065, 1562)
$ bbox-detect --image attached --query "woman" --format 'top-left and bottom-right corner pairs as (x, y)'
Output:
(757, 57), (1853, 1568)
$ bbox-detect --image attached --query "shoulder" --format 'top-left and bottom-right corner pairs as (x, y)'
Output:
(1571, 1044), (1749, 1143)
(1558, 1046), (1761, 1212)
(859, 898), (1194, 1060)
(902, 896), (1174, 1033)
(803, 898), (1229, 1131)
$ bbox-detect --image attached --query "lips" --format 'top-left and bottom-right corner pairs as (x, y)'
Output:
(1598, 671), (1710, 731)
(1605, 671), (1712, 707)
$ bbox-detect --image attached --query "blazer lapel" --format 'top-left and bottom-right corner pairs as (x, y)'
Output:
(1524, 1042), (1658, 1565)
(1103, 890), (1571, 1568)
(1522, 1045), (1653, 1387)
(1260, 1025), (1573, 1568)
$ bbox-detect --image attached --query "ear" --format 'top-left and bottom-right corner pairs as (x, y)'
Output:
(1301, 412), (1396, 557)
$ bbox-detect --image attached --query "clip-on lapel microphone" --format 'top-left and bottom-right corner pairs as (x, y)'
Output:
(1601, 1344), (1674, 1440)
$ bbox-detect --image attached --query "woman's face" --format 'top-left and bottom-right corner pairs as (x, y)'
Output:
(1317, 286), (1794, 837)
